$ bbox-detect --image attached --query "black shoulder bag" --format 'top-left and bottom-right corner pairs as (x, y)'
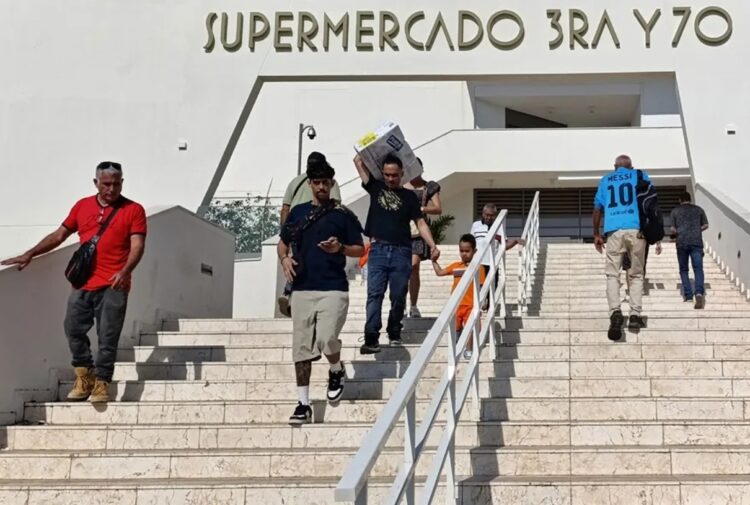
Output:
(64, 206), (120, 289)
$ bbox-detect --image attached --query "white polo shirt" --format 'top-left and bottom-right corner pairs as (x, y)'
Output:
(470, 219), (505, 266)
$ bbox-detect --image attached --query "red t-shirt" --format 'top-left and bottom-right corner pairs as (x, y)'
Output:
(62, 195), (147, 291)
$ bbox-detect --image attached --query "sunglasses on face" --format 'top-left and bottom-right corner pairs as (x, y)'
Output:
(97, 161), (122, 171)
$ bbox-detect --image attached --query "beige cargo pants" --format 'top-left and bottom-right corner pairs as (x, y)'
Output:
(605, 229), (646, 316)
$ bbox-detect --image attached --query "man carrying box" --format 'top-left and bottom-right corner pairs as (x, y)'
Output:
(354, 154), (440, 354)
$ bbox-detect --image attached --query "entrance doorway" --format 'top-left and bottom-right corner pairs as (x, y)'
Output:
(474, 186), (687, 240)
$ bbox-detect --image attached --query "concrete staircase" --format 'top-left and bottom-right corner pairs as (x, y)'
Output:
(2, 242), (750, 504)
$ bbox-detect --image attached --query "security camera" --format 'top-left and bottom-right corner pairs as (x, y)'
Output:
(307, 127), (317, 140)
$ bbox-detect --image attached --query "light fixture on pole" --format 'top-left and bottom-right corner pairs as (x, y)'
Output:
(297, 123), (317, 175)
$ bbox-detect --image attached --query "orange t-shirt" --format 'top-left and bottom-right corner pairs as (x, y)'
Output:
(444, 261), (486, 308)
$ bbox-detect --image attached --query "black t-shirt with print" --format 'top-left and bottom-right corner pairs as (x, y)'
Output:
(362, 177), (422, 246)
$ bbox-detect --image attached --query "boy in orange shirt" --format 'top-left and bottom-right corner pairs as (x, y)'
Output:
(431, 234), (485, 359)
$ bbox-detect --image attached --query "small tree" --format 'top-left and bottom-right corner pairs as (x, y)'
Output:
(204, 196), (280, 254)
(426, 214), (455, 244)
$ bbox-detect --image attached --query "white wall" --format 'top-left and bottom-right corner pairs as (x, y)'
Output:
(695, 183), (750, 299)
(233, 240), (285, 319)
(0, 206), (234, 423)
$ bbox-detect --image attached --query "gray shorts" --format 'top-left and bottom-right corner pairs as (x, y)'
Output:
(291, 291), (348, 363)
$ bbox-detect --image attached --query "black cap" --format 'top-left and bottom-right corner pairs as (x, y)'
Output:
(306, 151), (335, 179)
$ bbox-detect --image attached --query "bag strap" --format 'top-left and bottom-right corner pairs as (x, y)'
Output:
(90, 205), (121, 245)
(290, 176), (308, 203)
(299, 201), (336, 234)
(637, 169), (643, 184)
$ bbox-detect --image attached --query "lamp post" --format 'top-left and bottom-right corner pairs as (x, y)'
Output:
(297, 123), (317, 175)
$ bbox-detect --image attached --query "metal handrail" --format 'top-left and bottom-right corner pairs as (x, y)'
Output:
(518, 191), (541, 313)
(335, 210), (509, 505)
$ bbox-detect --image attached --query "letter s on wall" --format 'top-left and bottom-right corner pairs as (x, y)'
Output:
(204, 12), (218, 52)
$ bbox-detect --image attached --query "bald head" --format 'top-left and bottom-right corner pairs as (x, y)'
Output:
(614, 155), (633, 169)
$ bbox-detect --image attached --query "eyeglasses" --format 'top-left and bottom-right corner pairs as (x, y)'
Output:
(97, 207), (106, 223)
(96, 161), (122, 171)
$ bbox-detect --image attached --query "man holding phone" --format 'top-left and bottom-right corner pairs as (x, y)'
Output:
(277, 155), (364, 425)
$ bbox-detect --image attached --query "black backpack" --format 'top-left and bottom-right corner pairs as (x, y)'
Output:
(635, 170), (665, 245)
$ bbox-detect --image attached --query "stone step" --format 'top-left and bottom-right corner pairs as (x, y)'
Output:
(11, 420), (750, 452)
(3, 445), (750, 481)
(140, 329), (750, 347)
(6, 475), (750, 505)
(126, 341), (750, 363)
(76, 359), (750, 387)
(54, 374), (750, 403)
(23, 397), (750, 425)
(0, 478), (455, 505)
(165, 316), (750, 333)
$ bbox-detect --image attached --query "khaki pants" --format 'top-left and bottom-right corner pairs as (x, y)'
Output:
(605, 229), (646, 316)
(291, 291), (348, 363)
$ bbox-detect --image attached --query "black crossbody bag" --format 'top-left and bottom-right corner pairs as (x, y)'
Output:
(64, 206), (120, 289)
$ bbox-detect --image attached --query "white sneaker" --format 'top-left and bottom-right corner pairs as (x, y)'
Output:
(463, 349), (473, 360)
(409, 306), (421, 318)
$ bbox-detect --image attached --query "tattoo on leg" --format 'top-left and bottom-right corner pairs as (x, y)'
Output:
(295, 360), (312, 387)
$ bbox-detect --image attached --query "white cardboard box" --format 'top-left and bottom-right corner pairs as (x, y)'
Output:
(354, 121), (423, 182)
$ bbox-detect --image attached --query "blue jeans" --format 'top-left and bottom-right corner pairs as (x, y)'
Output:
(364, 242), (412, 341)
(677, 245), (705, 298)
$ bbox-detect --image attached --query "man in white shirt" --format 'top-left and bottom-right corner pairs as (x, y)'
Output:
(471, 203), (524, 282)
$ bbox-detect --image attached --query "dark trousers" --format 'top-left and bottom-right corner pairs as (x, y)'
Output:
(364, 242), (412, 341)
(677, 245), (705, 298)
(63, 288), (128, 382)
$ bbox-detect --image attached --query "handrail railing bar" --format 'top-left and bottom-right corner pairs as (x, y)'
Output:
(445, 311), (458, 505)
(418, 423), (457, 505)
(404, 393), (417, 505)
(385, 465), (415, 505)
(414, 375), (451, 453)
(335, 210), (509, 503)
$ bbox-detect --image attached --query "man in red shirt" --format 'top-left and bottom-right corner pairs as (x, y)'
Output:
(2, 161), (146, 403)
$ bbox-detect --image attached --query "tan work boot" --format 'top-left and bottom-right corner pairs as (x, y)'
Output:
(88, 378), (110, 403)
(66, 367), (95, 401)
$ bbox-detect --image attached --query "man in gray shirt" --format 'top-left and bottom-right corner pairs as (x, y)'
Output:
(670, 192), (709, 309)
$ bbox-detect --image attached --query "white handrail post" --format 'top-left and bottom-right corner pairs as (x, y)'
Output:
(498, 221), (507, 324)
(470, 270), (482, 418)
(445, 318), (458, 505)
(488, 236), (499, 360)
(404, 392), (416, 505)
(354, 485), (367, 505)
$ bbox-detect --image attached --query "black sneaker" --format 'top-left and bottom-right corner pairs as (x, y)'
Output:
(278, 295), (292, 318)
(388, 335), (403, 347)
(628, 314), (645, 330)
(360, 338), (381, 355)
(608, 310), (624, 341)
(288, 402), (312, 425)
(327, 366), (346, 403)
(695, 294), (705, 310)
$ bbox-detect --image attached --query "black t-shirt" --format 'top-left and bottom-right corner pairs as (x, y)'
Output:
(280, 202), (364, 292)
(362, 177), (422, 246)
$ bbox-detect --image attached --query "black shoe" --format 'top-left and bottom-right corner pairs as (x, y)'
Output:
(628, 315), (645, 330)
(695, 294), (705, 310)
(388, 335), (403, 347)
(278, 295), (291, 318)
(360, 338), (381, 355)
(288, 402), (312, 425)
(327, 366), (346, 403)
(683, 295), (694, 302)
(608, 310), (624, 341)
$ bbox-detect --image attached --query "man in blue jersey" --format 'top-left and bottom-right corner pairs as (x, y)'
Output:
(593, 154), (649, 341)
